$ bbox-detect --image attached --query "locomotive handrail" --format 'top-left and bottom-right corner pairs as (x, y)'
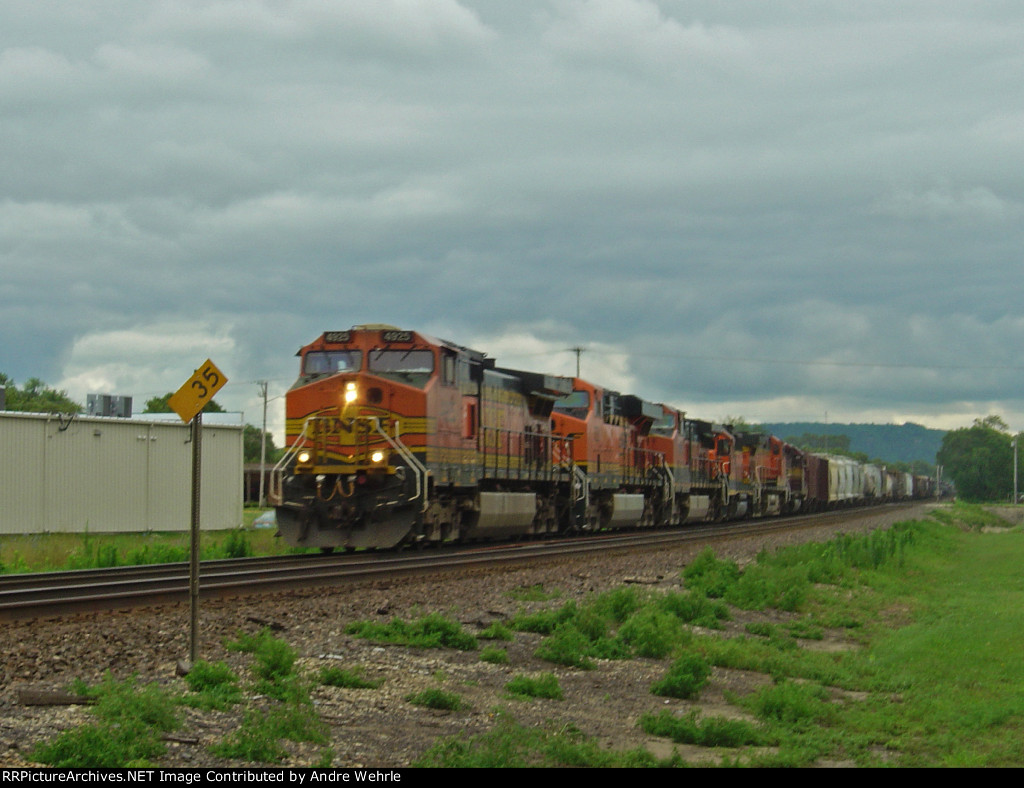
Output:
(267, 416), (316, 505)
(480, 426), (560, 482)
(369, 417), (430, 513)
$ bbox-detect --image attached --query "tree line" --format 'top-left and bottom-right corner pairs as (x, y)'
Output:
(936, 416), (1022, 502)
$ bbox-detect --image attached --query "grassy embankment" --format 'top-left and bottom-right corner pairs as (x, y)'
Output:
(0, 508), (305, 573)
(411, 502), (1024, 767)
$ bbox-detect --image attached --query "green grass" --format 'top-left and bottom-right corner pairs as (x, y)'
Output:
(182, 660), (242, 710)
(478, 621), (514, 641)
(505, 673), (563, 700)
(479, 647), (509, 665)
(640, 710), (768, 748)
(406, 688), (465, 711)
(650, 652), (712, 699)
(211, 702), (328, 763)
(513, 585), (720, 669)
(31, 675), (181, 767)
(0, 508), (317, 575)
(852, 521), (1024, 766)
(345, 613), (479, 651)
(319, 666), (383, 689)
(414, 713), (683, 767)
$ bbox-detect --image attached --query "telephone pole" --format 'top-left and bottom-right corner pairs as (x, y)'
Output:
(570, 347), (584, 377)
(257, 381), (268, 507)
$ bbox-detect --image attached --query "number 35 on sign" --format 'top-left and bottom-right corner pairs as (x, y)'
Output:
(168, 359), (228, 424)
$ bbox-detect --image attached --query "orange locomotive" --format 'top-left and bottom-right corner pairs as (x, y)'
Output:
(271, 325), (803, 550)
(272, 325), (574, 550)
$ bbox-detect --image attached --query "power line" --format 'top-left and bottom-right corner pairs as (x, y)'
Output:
(499, 346), (1024, 373)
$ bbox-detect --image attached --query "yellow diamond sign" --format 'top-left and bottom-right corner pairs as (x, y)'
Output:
(168, 359), (228, 424)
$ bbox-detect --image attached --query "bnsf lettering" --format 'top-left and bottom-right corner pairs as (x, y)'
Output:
(318, 418), (374, 435)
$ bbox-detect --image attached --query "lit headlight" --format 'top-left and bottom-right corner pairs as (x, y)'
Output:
(297, 450), (312, 464)
(371, 451), (385, 464)
(344, 382), (358, 404)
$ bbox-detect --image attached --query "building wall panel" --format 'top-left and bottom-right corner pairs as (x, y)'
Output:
(0, 413), (242, 535)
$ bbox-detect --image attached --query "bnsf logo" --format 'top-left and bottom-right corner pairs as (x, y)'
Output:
(382, 330), (412, 342)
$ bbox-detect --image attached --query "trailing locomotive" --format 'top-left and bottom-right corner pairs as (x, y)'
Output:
(270, 325), (935, 551)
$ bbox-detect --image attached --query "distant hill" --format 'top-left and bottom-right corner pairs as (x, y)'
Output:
(756, 422), (946, 466)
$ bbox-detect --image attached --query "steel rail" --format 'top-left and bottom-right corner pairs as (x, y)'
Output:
(0, 503), (921, 622)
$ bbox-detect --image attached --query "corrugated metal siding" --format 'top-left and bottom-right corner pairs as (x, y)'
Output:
(0, 413), (243, 534)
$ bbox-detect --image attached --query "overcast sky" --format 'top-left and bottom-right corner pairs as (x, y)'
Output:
(3, 1), (1023, 442)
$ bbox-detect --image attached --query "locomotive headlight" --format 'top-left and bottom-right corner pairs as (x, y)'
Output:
(297, 450), (312, 465)
(344, 382), (358, 404)
(370, 451), (385, 464)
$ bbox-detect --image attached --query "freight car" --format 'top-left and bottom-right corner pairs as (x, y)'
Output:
(270, 326), (930, 550)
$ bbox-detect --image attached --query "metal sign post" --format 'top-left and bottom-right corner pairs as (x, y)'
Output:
(189, 412), (202, 663)
(168, 359), (227, 666)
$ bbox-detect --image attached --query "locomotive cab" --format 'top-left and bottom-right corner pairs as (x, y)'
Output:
(272, 326), (575, 550)
(273, 326), (478, 550)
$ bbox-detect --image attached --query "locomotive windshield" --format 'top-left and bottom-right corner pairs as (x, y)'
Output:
(651, 411), (676, 436)
(368, 349), (434, 387)
(304, 351), (362, 376)
(553, 390), (590, 420)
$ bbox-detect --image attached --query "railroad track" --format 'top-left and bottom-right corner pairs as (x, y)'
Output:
(0, 504), (920, 621)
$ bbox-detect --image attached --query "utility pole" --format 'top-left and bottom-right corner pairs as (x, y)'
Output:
(570, 347), (584, 377)
(257, 380), (268, 508)
(1014, 436), (1018, 505)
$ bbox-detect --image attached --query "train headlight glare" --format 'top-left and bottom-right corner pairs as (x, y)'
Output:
(344, 382), (358, 403)
(371, 451), (385, 464)
(297, 450), (312, 464)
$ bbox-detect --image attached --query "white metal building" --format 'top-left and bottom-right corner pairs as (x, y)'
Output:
(0, 412), (243, 534)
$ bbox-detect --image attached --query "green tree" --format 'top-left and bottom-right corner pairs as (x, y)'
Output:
(244, 424), (282, 463)
(0, 373), (82, 414)
(144, 392), (224, 413)
(722, 415), (762, 433)
(937, 417), (1015, 501)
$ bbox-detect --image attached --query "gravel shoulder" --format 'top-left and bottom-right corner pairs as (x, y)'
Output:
(0, 504), (939, 768)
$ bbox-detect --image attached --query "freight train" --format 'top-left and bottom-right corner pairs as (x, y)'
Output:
(270, 325), (938, 551)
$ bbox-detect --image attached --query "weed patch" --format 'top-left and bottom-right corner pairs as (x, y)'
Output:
(744, 680), (838, 728)
(346, 613), (478, 651)
(650, 653), (712, 699)
(319, 666), (383, 690)
(414, 713), (682, 767)
(406, 688), (464, 711)
(505, 673), (563, 700)
(640, 709), (768, 747)
(183, 660), (242, 710)
(31, 675), (180, 767)
(479, 647), (509, 665)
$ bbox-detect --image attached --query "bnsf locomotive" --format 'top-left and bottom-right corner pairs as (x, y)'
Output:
(270, 325), (934, 551)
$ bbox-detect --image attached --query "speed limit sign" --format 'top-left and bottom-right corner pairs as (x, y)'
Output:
(167, 359), (228, 423)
